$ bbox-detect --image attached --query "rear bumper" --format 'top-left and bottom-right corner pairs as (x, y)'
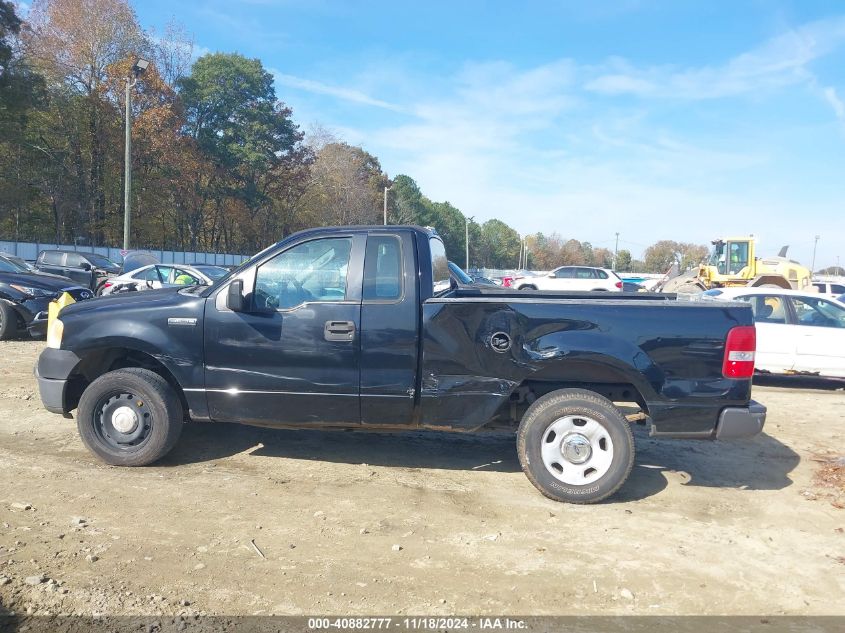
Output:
(715, 401), (766, 439)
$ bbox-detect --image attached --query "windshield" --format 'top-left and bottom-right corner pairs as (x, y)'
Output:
(708, 242), (724, 267)
(88, 254), (117, 268)
(193, 265), (229, 280)
(0, 256), (30, 273)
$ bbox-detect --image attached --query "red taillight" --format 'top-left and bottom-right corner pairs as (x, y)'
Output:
(723, 326), (756, 379)
(502, 277), (513, 287)
(615, 281), (623, 289)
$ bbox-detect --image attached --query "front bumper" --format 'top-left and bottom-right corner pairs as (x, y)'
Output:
(715, 401), (767, 439)
(35, 348), (82, 414)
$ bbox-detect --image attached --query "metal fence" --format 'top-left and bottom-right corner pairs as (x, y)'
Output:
(0, 240), (249, 266)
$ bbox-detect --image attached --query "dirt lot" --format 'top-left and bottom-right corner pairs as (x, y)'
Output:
(0, 339), (843, 617)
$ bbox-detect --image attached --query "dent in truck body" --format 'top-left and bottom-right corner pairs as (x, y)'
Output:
(418, 297), (754, 435)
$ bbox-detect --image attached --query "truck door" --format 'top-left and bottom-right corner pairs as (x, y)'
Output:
(202, 234), (365, 426)
(359, 232), (419, 426)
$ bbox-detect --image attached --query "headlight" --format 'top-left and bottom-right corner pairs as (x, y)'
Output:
(9, 284), (54, 298)
(47, 318), (64, 349)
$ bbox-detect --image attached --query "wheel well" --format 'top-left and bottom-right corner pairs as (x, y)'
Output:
(66, 348), (189, 415)
(487, 379), (649, 429)
(749, 275), (791, 289)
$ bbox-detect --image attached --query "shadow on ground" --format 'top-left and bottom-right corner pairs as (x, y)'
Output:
(754, 374), (845, 391)
(617, 426), (800, 502)
(164, 421), (800, 503)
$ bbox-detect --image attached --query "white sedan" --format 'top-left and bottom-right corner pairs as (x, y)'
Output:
(704, 287), (845, 378)
(100, 264), (228, 296)
(515, 266), (623, 292)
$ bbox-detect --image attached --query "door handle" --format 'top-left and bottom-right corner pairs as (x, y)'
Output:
(324, 320), (355, 341)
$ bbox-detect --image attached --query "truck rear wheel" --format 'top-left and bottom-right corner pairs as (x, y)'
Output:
(77, 368), (183, 466)
(517, 388), (634, 504)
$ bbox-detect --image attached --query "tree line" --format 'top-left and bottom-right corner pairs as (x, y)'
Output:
(0, 0), (707, 273)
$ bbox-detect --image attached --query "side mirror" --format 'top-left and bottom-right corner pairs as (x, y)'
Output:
(226, 279), (245, 312)
(80, 262), (92, 271)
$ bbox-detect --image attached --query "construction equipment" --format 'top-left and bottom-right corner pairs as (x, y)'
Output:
(660, 236), (812, 294)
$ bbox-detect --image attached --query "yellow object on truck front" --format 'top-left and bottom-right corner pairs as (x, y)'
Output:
(46, 291), (74, 349)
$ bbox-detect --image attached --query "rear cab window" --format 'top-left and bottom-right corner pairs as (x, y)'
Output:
(364, 235), (403, 301)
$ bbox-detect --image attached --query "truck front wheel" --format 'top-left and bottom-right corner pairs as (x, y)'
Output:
(517, 388), (634, 504)
(77, 368), (183, 466)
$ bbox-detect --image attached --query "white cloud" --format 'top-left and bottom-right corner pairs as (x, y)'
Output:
(824, 86), (845, 120)
(272, 71), (406, 112)
(586, 15), (845, 99)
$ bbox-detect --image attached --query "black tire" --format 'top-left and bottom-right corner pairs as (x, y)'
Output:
(517, 388), (634, 504)
(520, 284), (537, 291)
(0, 301), (18, 340)
(77, 368), (183, 466)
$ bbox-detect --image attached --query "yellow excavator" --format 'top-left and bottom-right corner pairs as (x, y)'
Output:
(660, 236), (812, 294)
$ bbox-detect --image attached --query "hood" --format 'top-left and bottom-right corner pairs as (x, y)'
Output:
(121, 251), (159, 273)
(62, 286), (184, 316)
(0, 270), (84, 292)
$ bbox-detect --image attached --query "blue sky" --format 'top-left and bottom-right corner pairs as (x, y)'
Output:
(130, 1), (845, 267)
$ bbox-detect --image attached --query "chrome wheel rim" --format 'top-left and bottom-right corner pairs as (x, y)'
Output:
(541, 415), (614, 485)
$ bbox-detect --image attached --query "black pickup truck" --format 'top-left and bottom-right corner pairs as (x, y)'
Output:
(35, 226), (765, 503)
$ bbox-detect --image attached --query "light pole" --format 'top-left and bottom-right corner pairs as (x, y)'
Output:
(383, 185), (392, 226)
(613, 232), (620, 270)
(811, 234), (820, 274)
(465, 215), (474, 270)
(123, 58), (149, 251)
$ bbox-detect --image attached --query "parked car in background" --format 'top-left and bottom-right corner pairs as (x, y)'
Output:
(100, 263), (228, 296)
(448, 263), (498, 286)
(515, 266), (623, 292)
(187, 264), (230, 282)
(0, 253), (37, 272)
(812, 281), (845, 299)
(0, 256), (93, 340)
(704, 287), (845, 378)
(35, 250), (120, 292)
(621, 281), (644, 292)
(500, 270), (533, 287)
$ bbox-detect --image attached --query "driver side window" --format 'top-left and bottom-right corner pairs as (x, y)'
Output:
(255, 238), (352, 310)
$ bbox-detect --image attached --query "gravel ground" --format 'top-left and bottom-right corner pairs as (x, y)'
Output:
(0, 339), (843, 617)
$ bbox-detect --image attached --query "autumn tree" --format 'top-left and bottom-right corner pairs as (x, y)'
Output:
(643, 240), (709, 273)
(300, 142), (387, 226)
(25, 0), (146, 243)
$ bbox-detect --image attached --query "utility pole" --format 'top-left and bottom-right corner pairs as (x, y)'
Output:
(614, 232), (620, 270)
(383, 185), (392, 226)
(811, 235), (820, 274)
(123, 58), (149, 251)
(465, 216), (474, 270)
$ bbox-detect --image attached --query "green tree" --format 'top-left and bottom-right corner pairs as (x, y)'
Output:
(178, 52), (305, 247)
(388, 174), (426, 225)
(478, 219), (520, 268)
(615, 249), (632, 272)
